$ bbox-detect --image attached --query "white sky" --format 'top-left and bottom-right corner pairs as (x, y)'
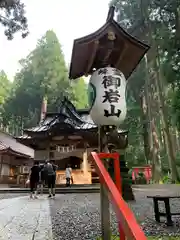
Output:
(0, 0), (110, 81)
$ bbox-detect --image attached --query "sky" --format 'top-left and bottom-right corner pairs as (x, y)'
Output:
(0, 0), (110, 81)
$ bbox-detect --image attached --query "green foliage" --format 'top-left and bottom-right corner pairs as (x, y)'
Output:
(123, 83), (147, 168)
(0, 70), (11, 105)
(110, 0), (180, 177)
(0, 0), (28, 39)
(71, 78), (88, 109)
(1, 30), (88, 131)
(0, 71), (12, 124)
(172, 88), (180, 130)
(162, 174), (172, 184)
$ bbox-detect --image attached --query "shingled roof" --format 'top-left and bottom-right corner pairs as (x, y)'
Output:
(24, 97), (97, 134)
(0, 142), (7, 151)
(69, 6), (150, 80)
(17, 98), (127, 143)
(0, 131), (34, 158)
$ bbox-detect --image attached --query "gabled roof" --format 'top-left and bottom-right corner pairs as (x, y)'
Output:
(0, 142), (7, 151)
(69, 6), (150, 80)
(24, 97), (97, 134)
(0, 131), (34, 158)
(19, 98), (127, 139)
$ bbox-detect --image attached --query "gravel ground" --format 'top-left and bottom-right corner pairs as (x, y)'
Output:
(50, 194), (101, 240)
(0, 193), (27, 200)
(50, 188), (180, 239)
(130, 189), (180, 237)
(0, 188), (180, 239)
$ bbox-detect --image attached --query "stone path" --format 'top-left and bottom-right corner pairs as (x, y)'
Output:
(0, 196), (53, 240)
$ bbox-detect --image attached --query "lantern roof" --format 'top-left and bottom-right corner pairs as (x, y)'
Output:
(69, 6), (150, 80)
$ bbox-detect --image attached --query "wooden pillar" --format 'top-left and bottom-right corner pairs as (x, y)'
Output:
(0, 155), (2, 180)
(99, 126), (111, 240)
(118, 150), (135, 201)
(82, 149), (88, 174)
(47, 144), (50, 160)
(17, 174), (20, 185)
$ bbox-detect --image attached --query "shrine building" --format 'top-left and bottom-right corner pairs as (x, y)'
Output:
(17, 97), (128, 185)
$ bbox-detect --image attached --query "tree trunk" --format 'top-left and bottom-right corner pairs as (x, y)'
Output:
(139, 0), (179, 182)
(144, 55), (158, 182)
(175, 129), (180, 151)
(153, 51), (180, 182)
(170, 127), (178, 153)
(151, 118), (162, 182)
(140, 94), (151, 163)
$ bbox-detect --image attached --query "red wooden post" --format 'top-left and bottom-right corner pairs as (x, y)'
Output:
(144, 168), (149, 184)
(92, 152), (147, 240)
(113, 153), (125, 240)
(113, 153), (122, 194)
(132, 169), (135, 181)
(98, 152), (125, 240)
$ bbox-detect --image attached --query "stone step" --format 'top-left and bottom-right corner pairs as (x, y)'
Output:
(0, 185), (100, 194)
(8, 183), (99, 188)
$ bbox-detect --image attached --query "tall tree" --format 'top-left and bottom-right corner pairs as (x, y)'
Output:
(0, 0), (28, 39)
(0, 70), (11, 127)
(110, 0), (180, 181)
(2, 30), (89, 130)
(72, 77), (89, 109)
(3, 30), (71, 127)
(0, 70), (11, 105)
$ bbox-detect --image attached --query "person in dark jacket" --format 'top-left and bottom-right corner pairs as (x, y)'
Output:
(43, 160), (48, 186)
(44, 160), (57, 198)
(29, 161), (40, 199)
(38, 163), (46, 195)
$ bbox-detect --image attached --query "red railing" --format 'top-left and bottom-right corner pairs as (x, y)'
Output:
(91, 152), (147, 240)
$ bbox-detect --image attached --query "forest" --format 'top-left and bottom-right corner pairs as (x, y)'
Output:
(0, 29), (89, 132)
(0, 0), (180, 183)
(110, 0), (180, 183)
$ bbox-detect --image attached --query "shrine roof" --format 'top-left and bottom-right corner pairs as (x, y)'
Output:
(24, 97), (97, 134)
(0, 130), (34, 158)
(0, 141), (7, 151)
(22, 98), (128, 136)
(25, 117), (96, 133)
(69, 6), (150, 80)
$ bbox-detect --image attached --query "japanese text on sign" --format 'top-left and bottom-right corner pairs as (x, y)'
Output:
(98, 68), (121, 118)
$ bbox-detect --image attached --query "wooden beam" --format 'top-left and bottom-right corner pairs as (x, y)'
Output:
(85, 40), (99, 76)
(106, 6), (115, 22)
(101, 30), (116, 66)
(115, 43), (128, 69)
(103, 48), (114, 65)
(99, 46), (120, 51)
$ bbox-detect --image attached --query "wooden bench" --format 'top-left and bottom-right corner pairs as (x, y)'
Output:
(147, 195), (180, 226)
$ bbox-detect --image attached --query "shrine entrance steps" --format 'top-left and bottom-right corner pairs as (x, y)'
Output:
(0, 184), (100, 194)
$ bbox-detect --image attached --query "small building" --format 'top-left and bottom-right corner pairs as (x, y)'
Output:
(0, 130), (34, 186)
(17, 97), (128, 185)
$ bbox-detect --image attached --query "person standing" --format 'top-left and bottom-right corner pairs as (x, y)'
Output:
(51, 160), (58, 196)
(43, 160), (48, 186)
(45, 160), (57, 198)
(28, 161), (40, 199)
(65, 164), (72, 187)
(38, 163), (46, 195)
